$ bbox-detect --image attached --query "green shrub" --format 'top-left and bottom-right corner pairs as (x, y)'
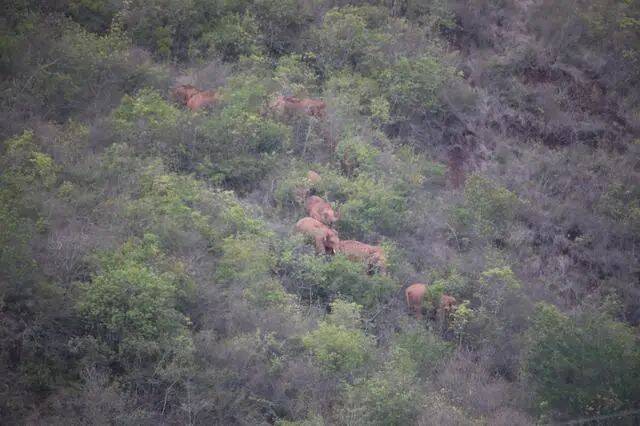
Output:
(391, 329), (453, 378)
(201, 13), (259, 61)
(599, 182), (640, 237)
(114, 88), (181, 129)
(274, 53), (319, 96)
(523, 303), (640, 418)
(379, 55), (454, 121)
(303, 300), (373, 376)
(285, 248), (397, 310)
(78, 234), (193, 362)
(68, 0), (122, 33)
(2, 131), (57, 194)
(337, 175), (408, 239)
(194, 77), (291, 190)
(335, 136), (380, 176)
(216, 235), (275, 286)
(462, 174), (520, 241)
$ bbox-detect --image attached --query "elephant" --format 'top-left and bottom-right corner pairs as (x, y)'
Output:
(172, 84), (200, 105)
(295, 217), (340, 254)
(294, 171), (322, 204)
(439, 294), (457, 315)
(337, 240), (386, 274)
(307, 170), (321, 185)
(405, 283), (427, 319)
(186, 90), (221, 111)
(172, 84), (221, 111)
(305, 195), (338, 226)
(269, 95), (326, 118)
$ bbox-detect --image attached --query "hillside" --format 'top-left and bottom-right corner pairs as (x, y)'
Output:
(1, 1), (639, 424)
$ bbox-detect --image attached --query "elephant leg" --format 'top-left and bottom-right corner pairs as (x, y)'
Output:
(314, 237), (325, 254)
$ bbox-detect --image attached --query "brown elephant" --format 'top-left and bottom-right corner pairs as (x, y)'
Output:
(305, 195), (338, 226)
(405, 283), (427, 319)
(439, 295), (457, 314)
(172, 84), (200, 105)
(172, 85), (221, 111)
(307, 170), (321, 185)
(294, 171), (323, 204)
(337, 240), (386, 274)
(295, 217), (340, 254)
(186, 90), (221, 111)
(270, 95), (326, 118)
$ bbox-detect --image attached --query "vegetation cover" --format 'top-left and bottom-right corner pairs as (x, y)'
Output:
(1, 0), (639, 424)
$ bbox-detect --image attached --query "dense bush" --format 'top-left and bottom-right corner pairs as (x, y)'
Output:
(523, 303), (640, 418)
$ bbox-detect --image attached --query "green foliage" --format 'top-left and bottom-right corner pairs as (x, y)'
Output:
(324, 72), (384, 125)
(116, 0), (200, 59)
(0, 202), (33, 288)
(243, 278), (296, 311)
(335, 136), (380, 176)
(431, 269), (472, 300)
(201, 13), (259, 61)
(250, 0), (312, 55)
(326, 299), (363, 329)
(119, 159), (265, 249)
(216, 235), (275, 286)
(197, 78), (291, 189)
(599, 182), (640, 236)
(2, 131), (57, 194)
(2, 17), (160, 121)
(391, 329), (453, 378)
(303, 301), (373, 376)
(68, 0), (122, 33)
(337, 175), (408, 239)
(477, 266), (522, 314)
(461, 174), (520, 241)
(78, 234), (192, 361)
(284, 250), (397, 309)
(274, 53), (319, 97)
(380, 55), (453, 120)
(114, 88), (181, 129)
(342, 373), (420, 426)
(523, 303), (640, 417)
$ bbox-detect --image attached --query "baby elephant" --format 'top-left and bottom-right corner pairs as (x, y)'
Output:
(337, 240), (386, 274)
(405, 283), (427, 319)
(305, 195), (339, 226)
(295, 217), (340, 254)
(439, 295), (457, 315)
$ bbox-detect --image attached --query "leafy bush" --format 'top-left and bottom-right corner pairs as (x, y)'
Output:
(523, 303), (640, 418)
(196, 77), (291, 189)
(274, 53), (319, 96)
(460, 174), (521, 241)
(342, 373), (420, 426)
(78, 234), (193, 364)
(200, 13), (259, 61)
(337, 175), (409, 239)
(380, 55), (454, 120)
(391, 329), (453, 378)
(283, 250), (397, 310)
(303, 300), (373, 376)
(335, 136), (380, 176)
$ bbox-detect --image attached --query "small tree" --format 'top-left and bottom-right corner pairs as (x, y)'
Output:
(523, 303), (640, 418)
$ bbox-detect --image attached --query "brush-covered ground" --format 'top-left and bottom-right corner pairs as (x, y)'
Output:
(1, 1), (639, 424)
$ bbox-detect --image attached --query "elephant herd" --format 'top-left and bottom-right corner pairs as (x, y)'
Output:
(172, 85), (455, 321)
(293, 171), (456, 320)
(294, 174), (387, 275)
(172, 84), (327, 118)
(405, 283), (458, 321)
